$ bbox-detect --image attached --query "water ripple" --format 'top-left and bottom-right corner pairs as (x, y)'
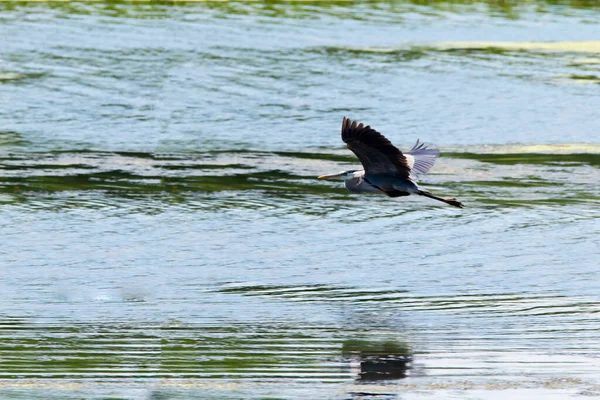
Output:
(0, 148), (597, 212)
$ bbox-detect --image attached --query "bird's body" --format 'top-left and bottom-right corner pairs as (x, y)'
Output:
(319, 117), (464, 208)
(341, 169), (417, 195)
(342, 170), (380, 194)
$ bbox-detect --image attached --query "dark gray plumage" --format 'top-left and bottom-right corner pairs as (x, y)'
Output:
(319, 117), (464, 208)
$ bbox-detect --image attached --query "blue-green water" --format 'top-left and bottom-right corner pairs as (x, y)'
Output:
(1, 2), (600, 399)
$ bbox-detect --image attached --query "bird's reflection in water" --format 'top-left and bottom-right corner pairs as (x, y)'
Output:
(344, 342), (408, 400)
(348, 392), (399, 400)
(339, 303), (413, 400)
(343, 339), (413, 381)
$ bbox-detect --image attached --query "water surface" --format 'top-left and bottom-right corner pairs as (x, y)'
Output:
(1, 1), (599, 399)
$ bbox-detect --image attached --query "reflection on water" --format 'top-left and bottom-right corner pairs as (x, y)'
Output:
(1, 1), (600, 399)
(343, 339), (412, 381)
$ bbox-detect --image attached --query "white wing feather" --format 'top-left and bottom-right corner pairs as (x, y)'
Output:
(405, 139), (440, 180)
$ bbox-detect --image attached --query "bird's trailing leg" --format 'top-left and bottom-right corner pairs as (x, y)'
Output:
(417, 190), (464, 208)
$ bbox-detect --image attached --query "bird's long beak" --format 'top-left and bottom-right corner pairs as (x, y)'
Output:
(318, 173), (343, 180)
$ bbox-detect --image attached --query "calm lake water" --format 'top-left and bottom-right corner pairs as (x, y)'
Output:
(1, 1), (600, 399)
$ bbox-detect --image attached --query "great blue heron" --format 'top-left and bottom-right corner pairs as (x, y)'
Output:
(318, 117), (464, 208)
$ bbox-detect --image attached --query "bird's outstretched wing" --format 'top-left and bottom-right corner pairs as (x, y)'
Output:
(341, 117), (410, 179)
(405, 139), (440, 180)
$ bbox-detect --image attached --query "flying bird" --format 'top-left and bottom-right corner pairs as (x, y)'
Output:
(318, 117), (464, 208)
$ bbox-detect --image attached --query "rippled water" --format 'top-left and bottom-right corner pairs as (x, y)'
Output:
(1, 1), (600, 399)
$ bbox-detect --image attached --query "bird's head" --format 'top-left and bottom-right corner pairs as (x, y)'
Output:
(318, 170), (359, 181)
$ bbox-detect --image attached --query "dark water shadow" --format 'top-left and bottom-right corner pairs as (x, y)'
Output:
(343, 339), (412, 381)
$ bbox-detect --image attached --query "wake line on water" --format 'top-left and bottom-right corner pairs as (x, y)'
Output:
(319, 41), (600, 54)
